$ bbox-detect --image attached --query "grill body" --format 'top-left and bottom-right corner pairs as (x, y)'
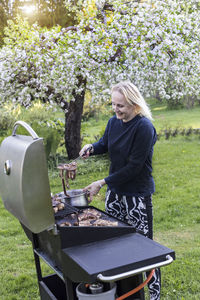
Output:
(0, 122), (54, 233)
(0, 122), (175, 300)
(22, 220), (175, 299)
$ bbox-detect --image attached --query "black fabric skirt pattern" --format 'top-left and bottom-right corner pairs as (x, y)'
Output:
(105, 189), (161, 300)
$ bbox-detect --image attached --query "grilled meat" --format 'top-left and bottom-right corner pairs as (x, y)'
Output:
(93, 219), (118, 227)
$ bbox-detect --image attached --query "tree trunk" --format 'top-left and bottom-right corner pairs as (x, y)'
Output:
(64, 77), (86, 159)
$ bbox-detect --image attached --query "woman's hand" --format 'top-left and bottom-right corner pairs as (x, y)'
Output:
(83, 179), (106, 202)
(79, 144), (94, 159)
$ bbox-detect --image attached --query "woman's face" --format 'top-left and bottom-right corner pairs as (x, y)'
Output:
(111, 91), (136, 122)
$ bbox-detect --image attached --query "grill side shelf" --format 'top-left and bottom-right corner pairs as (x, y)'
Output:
(61, 232), (175, 283)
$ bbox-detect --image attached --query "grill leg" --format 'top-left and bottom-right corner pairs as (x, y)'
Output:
(64, 276), (78, 300)
(33, 249), (43, 282)
(32, 234), (43, 282)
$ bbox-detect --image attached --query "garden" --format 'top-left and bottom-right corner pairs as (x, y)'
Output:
(0, 1), (200, 299)
(0, 99), (200, 299)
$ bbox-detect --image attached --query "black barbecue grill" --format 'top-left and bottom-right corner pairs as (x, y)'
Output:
(0, 121), (175, 300)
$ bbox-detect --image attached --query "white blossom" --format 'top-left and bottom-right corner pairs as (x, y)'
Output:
(0, 0), (199, 109)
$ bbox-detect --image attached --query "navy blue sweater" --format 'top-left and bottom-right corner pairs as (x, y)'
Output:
(92, 115), (157, 197)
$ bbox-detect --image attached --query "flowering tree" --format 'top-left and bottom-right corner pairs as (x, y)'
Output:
(0, 0), (200, 158)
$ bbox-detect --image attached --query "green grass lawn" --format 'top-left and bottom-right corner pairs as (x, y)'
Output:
(152, 138), (200, 299)
(151, 101), (200, 130)
(0, 102), (200, 299)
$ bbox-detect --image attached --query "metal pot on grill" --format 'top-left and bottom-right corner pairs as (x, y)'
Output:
(64, 189), (89, 207)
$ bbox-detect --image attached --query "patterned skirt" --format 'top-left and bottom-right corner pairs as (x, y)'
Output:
(105, 189), (161, 300)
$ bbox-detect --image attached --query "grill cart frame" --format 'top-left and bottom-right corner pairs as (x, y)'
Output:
(0, 121), (175, 300)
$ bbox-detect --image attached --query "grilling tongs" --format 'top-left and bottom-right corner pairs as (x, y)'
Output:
(72, 145), (93, 162)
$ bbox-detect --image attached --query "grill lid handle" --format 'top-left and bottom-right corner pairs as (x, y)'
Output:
(97, 255), (173, 282)
(12, 121), (39, 140)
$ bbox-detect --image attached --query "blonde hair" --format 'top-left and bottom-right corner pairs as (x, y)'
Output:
(111, 81), (153, 121)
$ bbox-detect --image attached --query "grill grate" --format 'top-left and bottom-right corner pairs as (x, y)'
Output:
(55, 203), (79, 218)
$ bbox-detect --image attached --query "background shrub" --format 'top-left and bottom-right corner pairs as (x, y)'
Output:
(0, 102), (65, 160)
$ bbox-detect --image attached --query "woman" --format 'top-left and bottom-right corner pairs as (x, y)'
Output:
(79, 81), (160, 300)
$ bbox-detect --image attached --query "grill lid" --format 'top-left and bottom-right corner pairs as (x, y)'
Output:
(0, 121), (54, 233)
